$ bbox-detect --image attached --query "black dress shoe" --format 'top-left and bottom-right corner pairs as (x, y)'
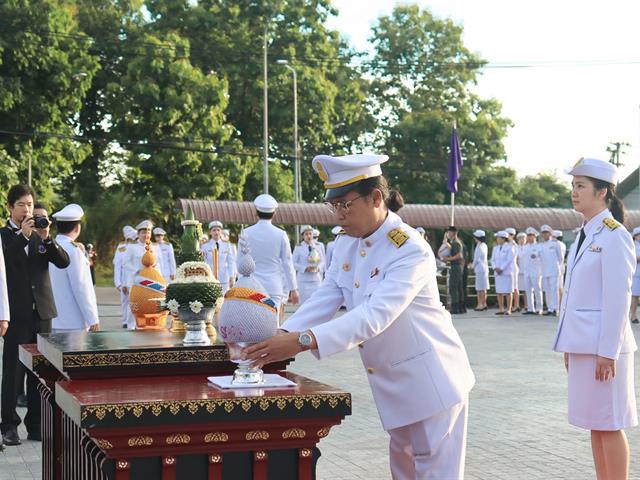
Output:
(2, 429), (21, 446)
(27, 430), (41, 441)
(632, 318), (639, 324)
(16, 393), (27, 408)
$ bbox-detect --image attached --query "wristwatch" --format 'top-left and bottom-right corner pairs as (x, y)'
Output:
(297, 331), (313, 351)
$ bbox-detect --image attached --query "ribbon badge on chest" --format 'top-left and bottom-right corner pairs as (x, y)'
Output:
(37, 244), (47, 254)
(588, 245), (602, 253)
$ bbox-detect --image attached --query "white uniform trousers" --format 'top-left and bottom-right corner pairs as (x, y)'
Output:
(388, 397), (468, 480)
(523, 274), (543, 313)
(120, 289), (130, 326)
(299, 281), (321, 304)
(542, 275), (558, 312)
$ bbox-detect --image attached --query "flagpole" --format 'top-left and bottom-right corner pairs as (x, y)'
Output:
(450, 120), (457, 226)
(450, 192), (455, 226)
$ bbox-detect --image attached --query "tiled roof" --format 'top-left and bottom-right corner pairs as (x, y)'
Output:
(179, 199), (640, 230)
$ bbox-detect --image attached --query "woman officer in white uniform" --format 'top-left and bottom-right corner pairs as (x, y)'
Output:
(292, 225), (324, 303)
(491, 231), (514, 315)
(242, 153), (475, 480)
(471, 229), (489, 311)
(553, 158), (637, 479)
(630, 227), (640, 324)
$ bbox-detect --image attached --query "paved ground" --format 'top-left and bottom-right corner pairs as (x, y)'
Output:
(1, 287), (639, 479)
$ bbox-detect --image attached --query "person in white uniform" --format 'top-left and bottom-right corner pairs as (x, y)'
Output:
(631, 227), (640, 324)
(0, 234), (9, 338)
(491, 231), (514, 315)
(222, 228), (238, 284)
(312, 228), (326, 258)
(201, 221), (236, 294)
(471, 230), (489, 311)
(521, 227), (543, 315)
(153, 227), (176, 283)
(113, 226), (136, 328)
(553, 229), (567, 305)
(121, 220), (164, 329)
(514, 231), (527, 312)
(293, 225), (325, 304)
(553, 157), (637, 479)
(243, 153), (475, 480)
(540, 224), (563, 315)
(325, 225), (343, 271)
(242, 194), (299, 313)
(49, 204), (100, 333)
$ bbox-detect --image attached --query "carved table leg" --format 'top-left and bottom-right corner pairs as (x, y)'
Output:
(208, 453), (223, 480)
(253, 450), (268, 480)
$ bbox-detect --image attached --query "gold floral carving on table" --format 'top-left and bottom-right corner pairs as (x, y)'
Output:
(282, 428), (306, 439)
(81, 393), (351, 422)
(204, 432), (229, 443)
(254, 451), (267, 460)
(164, 457), (176, 465)
(300, 448), (312, 458)
(128, 435), (153, 447)
(245, 430), (269, 441)
(209, 454), (222, 464)
(116, 460), (129, 470)
(95, 439), (113, 450)
(64, 349), (227, 368)
(317, 427), (331, 438)
(166, 433), (191, 445)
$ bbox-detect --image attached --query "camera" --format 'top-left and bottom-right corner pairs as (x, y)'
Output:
(33, 215), (51, 229)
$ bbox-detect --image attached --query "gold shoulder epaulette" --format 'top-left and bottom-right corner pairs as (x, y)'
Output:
(118, 246), (126, 252)
(338, 229), (346, 235)
(388, 228), (409, 248)
(603, 218), (619, 230)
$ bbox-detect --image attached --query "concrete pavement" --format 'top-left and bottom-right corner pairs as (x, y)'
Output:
(0, 287), (638, 479)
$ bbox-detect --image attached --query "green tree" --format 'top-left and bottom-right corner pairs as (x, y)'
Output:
(104, 32), (248, 226)
(515, 173), (572, 208)
(144, 0), (373, 202)
(0, 0), (98, 203)
(368, 5), (512, 206)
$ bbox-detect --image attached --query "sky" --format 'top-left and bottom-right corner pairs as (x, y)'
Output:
(327, 0), (640, 183)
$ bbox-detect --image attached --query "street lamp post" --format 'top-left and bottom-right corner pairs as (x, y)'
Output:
(276, 60), (300, 204)
(262, 25), (269, 194)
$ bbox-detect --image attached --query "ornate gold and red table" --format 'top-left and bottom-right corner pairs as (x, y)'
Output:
(20, 331), (351, 480)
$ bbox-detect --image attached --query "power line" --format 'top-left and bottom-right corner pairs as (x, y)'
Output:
(3, 25), (640, 72)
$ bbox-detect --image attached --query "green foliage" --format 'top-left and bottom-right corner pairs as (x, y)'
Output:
(165, 282), (223, 307)
(0, 0), (573, 229)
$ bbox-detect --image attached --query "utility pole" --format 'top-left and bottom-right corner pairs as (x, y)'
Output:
(262, 24), (269, 194)
(606, 141), (630, 167)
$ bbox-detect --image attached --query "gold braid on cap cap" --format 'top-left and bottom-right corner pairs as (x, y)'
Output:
(324, 174), (368, 189)
(315, 162), (328, 182)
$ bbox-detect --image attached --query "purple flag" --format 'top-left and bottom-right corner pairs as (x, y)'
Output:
(447, 127), (463, 194)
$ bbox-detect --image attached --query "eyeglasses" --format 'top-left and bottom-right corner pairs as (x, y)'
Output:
(324, 195), (365, 214)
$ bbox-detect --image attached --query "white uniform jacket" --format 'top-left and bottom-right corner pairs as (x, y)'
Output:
(490, 244), (515, 275)
(557, 239), (567, 275)
(472, 242), (488, 274)
(0, 239), (9, 321)
(122, 242), (164, 288)
(521, 243), (542, 277)
(553, 209), (637, 360)
(635, 240), (640, 278)
(113, 242), (127, 288)
(293, 242), (325, 283)
(243, 220), (297, 301)
(540, 239), (563, 277)
(325, 240), (337, 271)
(282, 212), (475, 431)
(157, 242), (177, 280)
(201, 239), (235, 285)
(50, 235), (99, 329)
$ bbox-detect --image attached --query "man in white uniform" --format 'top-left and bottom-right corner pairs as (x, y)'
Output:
(49, 204), (100, 333)
(521, 227), (543, 315)
(121, 220), (163, 329)
(312, 228), (326, 257)
(242, 195), (299, 313)
(243, 154), (475, 479)
(153, 227), (177, 283)
(222, 228), (238, 283)
(113, 226), (136, 328)
(325, 225), (343, 271)
(540, 224), (563, 315)
(201, 221), (236, 294)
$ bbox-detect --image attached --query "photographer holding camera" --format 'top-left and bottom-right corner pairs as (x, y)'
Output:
(0, 185), (69, 446)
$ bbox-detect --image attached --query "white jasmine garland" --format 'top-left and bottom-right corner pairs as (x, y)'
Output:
(189, 300), (204, 314)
